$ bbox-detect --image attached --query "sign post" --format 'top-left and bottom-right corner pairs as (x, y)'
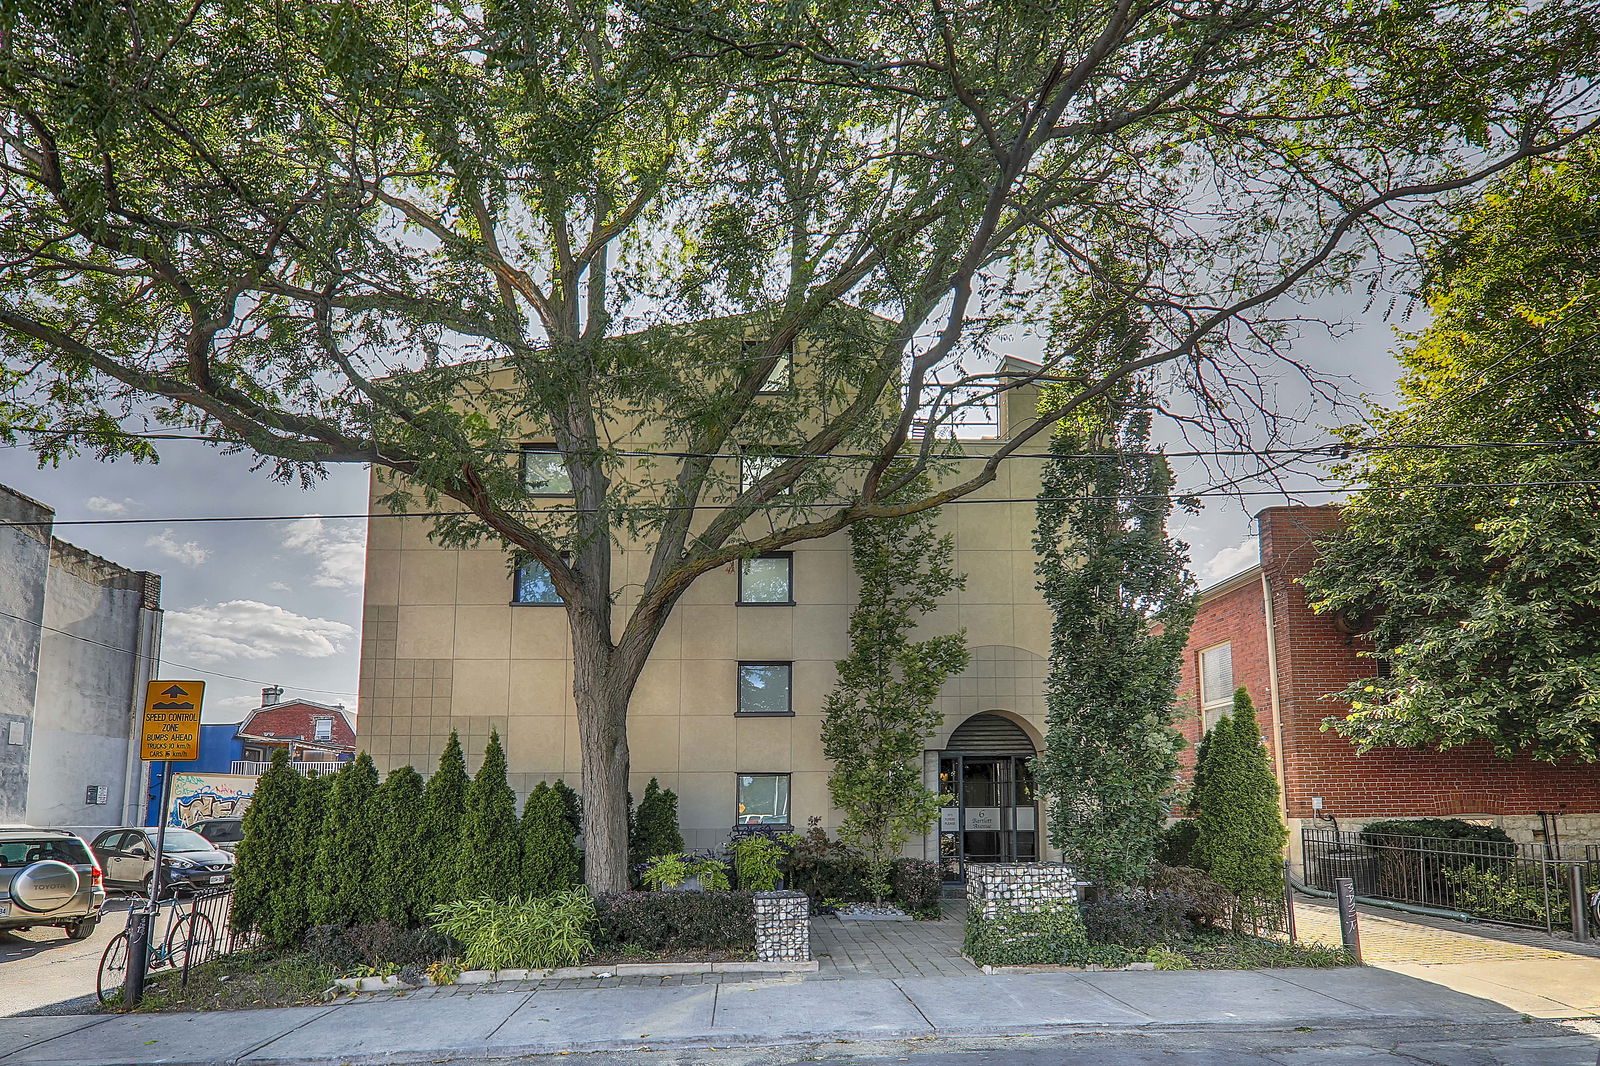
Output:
(124, 681), (204, 1006)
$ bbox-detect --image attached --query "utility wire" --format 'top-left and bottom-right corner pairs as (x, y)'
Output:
(0, 606), (358, 698)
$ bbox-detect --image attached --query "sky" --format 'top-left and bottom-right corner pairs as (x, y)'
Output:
(0, 289), (1415, 725)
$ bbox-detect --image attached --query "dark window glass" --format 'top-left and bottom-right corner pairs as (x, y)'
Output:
(737, 773), (791, 825)
(0, 838), (91, 866)
(738, 662), (792, 715)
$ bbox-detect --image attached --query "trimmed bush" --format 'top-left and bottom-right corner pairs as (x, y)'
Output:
(890, 859), (942, 919)
(232, 750), (300, 939)
(1193, 688), (1288, 905)
(430, 890), (596, 971)
(591, 891), (757, 955)
(963, 903), (1089, 967)
(310, 754), (382, 927)
(1154, 820), (1200, 868)
(1079, 886), (1191, 949)
(1360, 819), (1515, 847)
(781, 824), (868, 904)
(274, 771), (332, 946)
(521, 781), (581, 897)
(456, 731), (522, 901)
(551, 779), (583, 836)
(629, 778), (683, 869)
(1149, 864), (1232, 928)
(421, 732), (469, 910)
(373, 765), (427, 928)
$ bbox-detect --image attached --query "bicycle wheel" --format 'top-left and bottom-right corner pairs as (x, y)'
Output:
(166, 912), (217, 972)
(97, 932), (130, 1004)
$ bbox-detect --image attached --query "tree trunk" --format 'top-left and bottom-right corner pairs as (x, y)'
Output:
(575, 659), (632, 893)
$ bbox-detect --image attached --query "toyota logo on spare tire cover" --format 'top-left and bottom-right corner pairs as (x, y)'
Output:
(12, 860), (80, 912)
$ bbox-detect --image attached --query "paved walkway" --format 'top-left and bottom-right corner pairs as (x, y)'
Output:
(1294, 900), (1600, 1019)
(811, 900), (976, 978)
(0, 966), (1536, 1065)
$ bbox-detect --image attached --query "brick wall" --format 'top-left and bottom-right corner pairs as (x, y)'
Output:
(1176, 505), (1600, 847)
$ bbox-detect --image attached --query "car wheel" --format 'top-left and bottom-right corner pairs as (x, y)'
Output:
(65, 918), (98, 940)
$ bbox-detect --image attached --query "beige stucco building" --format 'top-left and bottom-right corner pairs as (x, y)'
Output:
(356, 349), (1059, 873)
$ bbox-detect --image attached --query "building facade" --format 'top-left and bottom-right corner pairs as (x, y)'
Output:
(1176, 505), (1600, 869)
(0, 482), (163, 828)
(356, 359), (1057, 871)
(232, 688), (358, 774)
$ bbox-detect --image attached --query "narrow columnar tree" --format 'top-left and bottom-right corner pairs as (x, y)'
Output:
(822, 480), (969, 904)
(273, 770), (332, 946)
(1194, 688), (1288, 904)
(521, 782), (581, 897)
(628, 778), (684, 867)
(1032, 375), (1197, 888)
(373, 764), (428, 928)
(231, 749), (299, 936)
(552, 779), (583, 838)
(421, 732), (469, 909)
(309, 754), (382, 925)
(455, 731), (521, 900)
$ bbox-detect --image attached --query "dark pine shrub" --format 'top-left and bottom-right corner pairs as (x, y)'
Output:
(590, 891), (757, 955)
(1359, 818), (1518, 906)
(1154, 820), (1200, 868)
(891, 859), (942, 919)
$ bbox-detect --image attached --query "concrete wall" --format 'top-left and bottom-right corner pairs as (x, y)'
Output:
(0, 487), (52, 821)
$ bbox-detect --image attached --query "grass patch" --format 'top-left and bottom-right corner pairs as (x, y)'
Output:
(1171, 930), (1355, 969)
(105, 949), (336, 1013)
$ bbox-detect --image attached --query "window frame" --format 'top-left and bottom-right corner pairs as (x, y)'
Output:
(736, 661), (794, 717)
(1197, 641), (1235, 730)
(745, 340), (794, 395)
(735, 771), (793, 826)
(520, 444), (573, 497)
(737, 553), (794, 606)
(312, 716), (334, 742)
(739, 453), (788, 496)
(512, 557), (565, 606)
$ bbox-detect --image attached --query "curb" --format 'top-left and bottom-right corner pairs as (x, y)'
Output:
(334, 959), (819, 992)
(958, 953), (1158, 975)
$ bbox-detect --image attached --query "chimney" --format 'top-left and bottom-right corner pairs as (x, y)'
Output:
(262, 686), (284, 706)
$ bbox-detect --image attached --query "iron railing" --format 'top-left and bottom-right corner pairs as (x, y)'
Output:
(175, 887), (259, 980)
(231, 760), (345, 777)
(1303, 827), (1597, 933)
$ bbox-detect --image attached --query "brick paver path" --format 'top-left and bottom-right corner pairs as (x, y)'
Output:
(810, 899), (978, 978)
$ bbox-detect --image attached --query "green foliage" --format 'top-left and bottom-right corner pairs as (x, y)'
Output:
(372, 765), (427, 928)
(456, 732), (522, 901)
(1193, 690), (1289, 904)
(1444, 864), (1569, 927)
(551, 780), (583, 836)
(231, 750), (300, 939)
(822, 474), (968, 903)
(963, 903), (1090, 967)
(309, 754), (382, 927)
(689, 856), (731, 892)
(889, 859), (943, 919)
(302, 922), (458, 974)
(521, 782), (582, 897)
(780, 824), (868, 904)
(429, 891), (596, 972)
(1360, 819), (1514, 847)
(629, 779), (684, 871)
(273, 772), (332, 947)
(1155, 821), (1201, 869)
(1033, 375), (1196, 889)
(640, 853), (691, 891)
(729, 834), (786, 892)
(591, 892), (757, 955)
(421, 733), (470, 910)
(1303, 143), (1600, 762)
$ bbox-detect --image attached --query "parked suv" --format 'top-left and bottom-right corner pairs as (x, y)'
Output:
(189, 818), (244, 853)
(89, 827), (236, 895)
(0, 826), (106, 940)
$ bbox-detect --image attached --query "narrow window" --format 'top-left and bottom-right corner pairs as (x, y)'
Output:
(737, 773), (791, 825)
(737, 662), (793, 716)
(313, 717), (333, 742)
(514, 560), (564, 604)
(521, 445), (572, 496)
(1198, 642), (1234, 731)
(745, 340), (793, 394)
(739, 554), (793, 604)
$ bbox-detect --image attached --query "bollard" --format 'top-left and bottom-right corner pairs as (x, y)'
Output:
(1283, 860), (1297, 944)
(122, 907), (153, 1007)
(1569, 865), (1590, 944)
(1335, 876), (1362, 963)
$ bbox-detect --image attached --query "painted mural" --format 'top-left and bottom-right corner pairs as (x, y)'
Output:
(167, 772), (257, 827)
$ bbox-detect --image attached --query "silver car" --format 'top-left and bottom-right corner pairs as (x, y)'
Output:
(0, 827), (106, 940)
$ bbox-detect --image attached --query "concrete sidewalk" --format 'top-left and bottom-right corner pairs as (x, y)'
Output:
(0, 966), (1536, 1066)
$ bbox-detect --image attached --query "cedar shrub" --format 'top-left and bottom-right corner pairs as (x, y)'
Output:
(374, 764), (428, 927)
(521, 781), (581, 896)
(455, 731), (522, 900)
(421, 731), (469, 909)
(231, 749), (300, 937)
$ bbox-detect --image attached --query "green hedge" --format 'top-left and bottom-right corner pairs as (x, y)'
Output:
(963, 903), (1089, 967)
(1359, 819), (1515, 848)
(890, 860), (942, 919)
(591, 891), (757, 954)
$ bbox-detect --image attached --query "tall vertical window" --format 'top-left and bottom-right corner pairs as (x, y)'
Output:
(521, 445), (572, 495)
(514, 560), (563, 604)
(738, 554), (793, 604)
(737, 773), (791, 825)
(1198, 642), (1235, 730)
(738, 662), (793, 715)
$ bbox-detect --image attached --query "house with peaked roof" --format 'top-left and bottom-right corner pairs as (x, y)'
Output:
(232, 687), (357, 775)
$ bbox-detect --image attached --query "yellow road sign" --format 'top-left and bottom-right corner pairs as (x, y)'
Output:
(140, 680), (204, 761)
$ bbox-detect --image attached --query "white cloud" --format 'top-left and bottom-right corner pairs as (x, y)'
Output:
(86, 496), (135, 516)
(164, 600), (354, 664)
(1198, 537), (1259, 585)
(269, 581), (291, 592)
(281, 519), (366, 590)
(146, 529), (212, 567)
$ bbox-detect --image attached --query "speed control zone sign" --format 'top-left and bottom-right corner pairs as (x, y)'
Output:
(140, 680), (205, 761)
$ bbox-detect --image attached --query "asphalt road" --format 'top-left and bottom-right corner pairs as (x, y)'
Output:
(0, 894), (140, 1017)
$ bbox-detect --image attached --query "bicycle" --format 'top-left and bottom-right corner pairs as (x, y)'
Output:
(96, 895), (217, 1004)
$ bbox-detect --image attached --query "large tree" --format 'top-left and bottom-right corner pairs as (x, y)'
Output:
(4, 2), (1597, 890)
(1304, 142), (1600, 762)
(1032, 373), (1196, 888)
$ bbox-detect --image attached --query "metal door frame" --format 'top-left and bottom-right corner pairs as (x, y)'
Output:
(940, 754), (1034, 879)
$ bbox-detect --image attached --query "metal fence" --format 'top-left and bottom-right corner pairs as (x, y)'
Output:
(174, 887), (259, 980)
(1302, 827), (1596, 933)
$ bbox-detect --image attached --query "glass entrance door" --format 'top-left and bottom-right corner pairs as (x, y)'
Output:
(937, 755), (1038, 879)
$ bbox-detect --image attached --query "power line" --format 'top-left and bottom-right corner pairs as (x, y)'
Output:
(0, 606), (358, 698)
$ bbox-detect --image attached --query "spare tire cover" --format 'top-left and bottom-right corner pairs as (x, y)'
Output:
(11, 860), (80, 913)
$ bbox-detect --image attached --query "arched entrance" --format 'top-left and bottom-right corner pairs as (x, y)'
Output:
(938, 713), (1039, 878)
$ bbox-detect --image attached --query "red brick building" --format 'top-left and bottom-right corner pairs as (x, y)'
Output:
(235, 687), (358, 769)
(1178, 505), (1600, 870)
